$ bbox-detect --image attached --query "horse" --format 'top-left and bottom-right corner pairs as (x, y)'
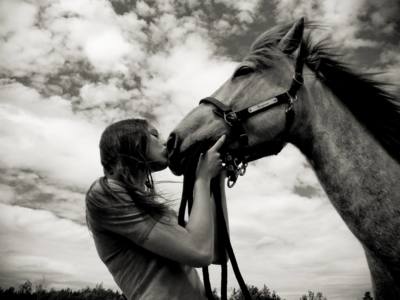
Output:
(166, 18), (400, 299)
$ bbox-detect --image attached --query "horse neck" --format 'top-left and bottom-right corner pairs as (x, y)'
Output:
(290, 78), (400, 259)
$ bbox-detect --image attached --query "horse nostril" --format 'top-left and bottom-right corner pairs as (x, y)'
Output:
(166, 133), (179, 154)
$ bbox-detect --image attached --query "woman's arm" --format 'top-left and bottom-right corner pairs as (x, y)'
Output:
(141, 136), (225, 267)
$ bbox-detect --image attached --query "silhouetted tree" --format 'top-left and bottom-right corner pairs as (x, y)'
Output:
(300, 290), (327, 300)
(0, 280), (124, 300)
(363, 291), (373, 300)
(18, 280), (33, 294)
(0, 281), (287, 300)
(230, 284), (281, 300)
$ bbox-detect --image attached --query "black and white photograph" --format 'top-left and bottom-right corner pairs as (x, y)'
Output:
(0, 0), (399, 299)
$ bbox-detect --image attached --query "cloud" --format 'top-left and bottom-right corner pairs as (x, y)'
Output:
(84, 29), (134, 74)
(215, 0), (261, 24)
(0, 0), (148, 100)
(272, 0), (398, 49)
(0, 1), (63, 77)
(0, 168), (86, 224)
(79, 79), (138, 109)
(0, 0), (239, 193)
(135, 1), (156, 18)
(144, 33), (236, 134)
(44, 0), (147, 76)
(0, 203), (116, 290)
(363, 0), (400, 36)
(0, 0), (37, 35)
(0, 183), (15, 204)
(0, 81), (103, 189)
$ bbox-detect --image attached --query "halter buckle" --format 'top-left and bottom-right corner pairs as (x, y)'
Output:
(285, 93), (297, 113)
(224, 111), (238, 127)
(227, 177), (237, 188)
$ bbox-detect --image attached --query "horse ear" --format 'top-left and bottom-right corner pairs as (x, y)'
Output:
(278, 17), (305, 54)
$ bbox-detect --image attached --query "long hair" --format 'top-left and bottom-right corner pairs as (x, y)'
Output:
(98, 118), (168, 218)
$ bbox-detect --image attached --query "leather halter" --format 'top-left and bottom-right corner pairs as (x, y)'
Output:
(199, 42), (306, 187)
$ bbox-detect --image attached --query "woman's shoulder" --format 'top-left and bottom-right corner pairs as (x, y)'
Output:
(86, 177), (137, 209)
(87, 177), (101, 192)
(86, 177), (108, 207)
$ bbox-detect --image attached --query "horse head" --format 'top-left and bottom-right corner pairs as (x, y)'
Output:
(167, 18), (307, 177)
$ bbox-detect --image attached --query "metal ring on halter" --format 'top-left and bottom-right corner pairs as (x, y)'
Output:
(239, 162), (247, 176)
(224, 112), (237, 127)
(227, 177), (236, 188)
(233, 157), (240, 168)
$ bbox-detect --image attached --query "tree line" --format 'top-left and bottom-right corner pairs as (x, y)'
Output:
(0, 280), (373, 300)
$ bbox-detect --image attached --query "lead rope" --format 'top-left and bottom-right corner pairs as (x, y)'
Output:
(179, 154), (251, 300)
(178, 156), (215, 300)
(211, 177), (252, 300)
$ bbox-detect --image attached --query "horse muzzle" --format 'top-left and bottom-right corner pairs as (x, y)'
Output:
(166, 132), (184, 175)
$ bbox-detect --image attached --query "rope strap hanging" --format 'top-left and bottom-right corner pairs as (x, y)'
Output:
(179, 159), (251, 300)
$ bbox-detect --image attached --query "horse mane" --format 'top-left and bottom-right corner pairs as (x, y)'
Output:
(244, 22), (400, 164)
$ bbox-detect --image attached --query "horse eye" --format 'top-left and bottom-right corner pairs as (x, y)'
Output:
(233, 66), (254, 78)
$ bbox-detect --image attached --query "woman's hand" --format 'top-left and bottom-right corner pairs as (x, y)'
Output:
(196, 135), (226, 180)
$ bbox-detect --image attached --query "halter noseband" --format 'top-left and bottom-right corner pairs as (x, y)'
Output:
(199, 42), (306, 187)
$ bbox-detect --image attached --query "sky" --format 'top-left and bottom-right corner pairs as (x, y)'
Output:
(0, 0), (399, 299)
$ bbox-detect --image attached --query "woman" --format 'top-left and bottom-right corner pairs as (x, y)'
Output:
(86, 118), (227, 300)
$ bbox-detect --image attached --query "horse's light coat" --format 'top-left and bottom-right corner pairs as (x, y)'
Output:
(169, 20), (400, 299)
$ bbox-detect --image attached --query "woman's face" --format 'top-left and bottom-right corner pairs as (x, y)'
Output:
(146, 125), (168, 172)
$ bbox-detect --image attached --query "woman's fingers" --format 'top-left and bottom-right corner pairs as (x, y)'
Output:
(209, 135), (226, 153)
(196, 135), (226, 179)
(195, 153), (204, 171)
(207, 135), (226, 176)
